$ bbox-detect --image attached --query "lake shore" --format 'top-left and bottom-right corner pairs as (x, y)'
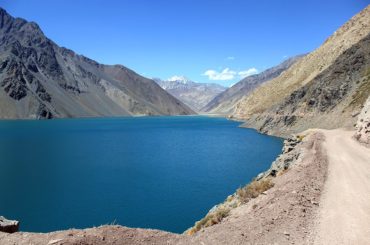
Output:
(2, 128), (369, 244)
(0, 129), (327, 244)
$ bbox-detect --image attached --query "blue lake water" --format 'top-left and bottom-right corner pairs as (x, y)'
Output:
(0, 116), (283, 233)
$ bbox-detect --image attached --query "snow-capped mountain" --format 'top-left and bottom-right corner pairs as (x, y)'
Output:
(154, 77), (226, 112)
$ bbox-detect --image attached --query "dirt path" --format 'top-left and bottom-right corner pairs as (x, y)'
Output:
(314, 129), (370, 244)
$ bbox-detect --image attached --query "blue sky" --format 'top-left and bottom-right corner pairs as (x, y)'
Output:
(1, 0), (368, 86)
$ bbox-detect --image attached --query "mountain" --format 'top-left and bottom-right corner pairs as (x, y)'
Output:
(0, 8), (194, 119)
(154, 76), (226, 112)
(231, 5), (370, 137)
(203, 55), (304, 114)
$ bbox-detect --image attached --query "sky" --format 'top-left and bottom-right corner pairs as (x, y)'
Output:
(1, 0), (368, 87)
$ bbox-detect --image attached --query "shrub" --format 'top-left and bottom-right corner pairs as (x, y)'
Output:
(236, 179), (274, 203)
(186, 178), (274, 235)
(297, 134), (305, 142)
(187, 208), (230, 235)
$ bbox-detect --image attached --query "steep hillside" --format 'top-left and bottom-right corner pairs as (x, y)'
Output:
(232, 5), (370, 137)
(203, 55), (304, 114)
(241, 33), (370, 137)
(0, 8), (194, 119)
(155, 76), (226, 112)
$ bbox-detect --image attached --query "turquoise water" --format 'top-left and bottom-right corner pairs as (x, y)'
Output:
(0, 116), (283, 233)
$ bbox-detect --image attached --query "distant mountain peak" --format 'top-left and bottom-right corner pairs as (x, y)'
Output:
(167, 75), (192, 84)
(154, 77), (226, 112)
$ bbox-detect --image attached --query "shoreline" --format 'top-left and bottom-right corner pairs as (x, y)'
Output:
(0, 129), (328, 244)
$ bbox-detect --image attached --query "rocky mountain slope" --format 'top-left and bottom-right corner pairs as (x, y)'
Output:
(0, 8), (194, 119)
(232, 5), (370, 137)
(203, 55), (304, 114)
(154, 76), (226, 112)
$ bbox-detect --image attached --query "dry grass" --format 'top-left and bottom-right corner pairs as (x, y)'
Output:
(187, 178), (275, 235)
(297, 134), (306, 142)
(187, 208), (230, 235)
(236, 179), (274, 203)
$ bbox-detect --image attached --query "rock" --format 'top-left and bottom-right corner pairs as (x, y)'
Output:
(47, 239), (63, 244)
(256, 172), (265, 180)
(355, 96), (370, 146)
(0, 216), (19, 233)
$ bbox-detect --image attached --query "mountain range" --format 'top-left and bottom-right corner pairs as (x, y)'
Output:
(202, 55), (305, 114)
(231, 5), (370, 137)
(0, 4), (369, 138)
(0, 8), (194, 119)
(154, 76), (226, 112)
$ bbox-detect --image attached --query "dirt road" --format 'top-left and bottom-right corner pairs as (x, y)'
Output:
(315, 129), (370, 244)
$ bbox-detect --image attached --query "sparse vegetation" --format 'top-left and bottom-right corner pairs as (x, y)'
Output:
(297, 134), (306, 142)
(187, 178), (275, 235)
(236, 179), (274, 203)
(187, 208), (230, 235)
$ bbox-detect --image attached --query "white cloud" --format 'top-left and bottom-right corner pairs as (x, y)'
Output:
(203, 68), (236, 81)
(203, 67), (258, 81)
(238, 68), (258, 78)
(226, 56), (235, 60)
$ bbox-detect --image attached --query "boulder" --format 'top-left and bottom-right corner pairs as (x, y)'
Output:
(0, 216), (19, 233)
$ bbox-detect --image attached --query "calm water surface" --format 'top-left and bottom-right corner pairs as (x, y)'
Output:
(0, 116), (283, 233)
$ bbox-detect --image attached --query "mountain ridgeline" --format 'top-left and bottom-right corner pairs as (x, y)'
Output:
(232, 5), (370, 137)
(203, 55), (305, 114)
(154, 76), (226, 112)
(0, 8), (194, 119)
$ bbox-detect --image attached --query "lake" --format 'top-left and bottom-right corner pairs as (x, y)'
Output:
(0, 116), (283, 233)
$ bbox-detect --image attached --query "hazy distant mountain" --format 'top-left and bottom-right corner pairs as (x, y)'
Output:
(155, 76), (226, 112)
(233, 6), (370, 137)
(0, 8), (194, 119)
(203, 55), (304, 114)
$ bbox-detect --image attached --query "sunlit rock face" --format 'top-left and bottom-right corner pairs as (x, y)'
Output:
(355, 96), (370, 146)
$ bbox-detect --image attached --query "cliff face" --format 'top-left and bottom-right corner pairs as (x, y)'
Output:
(355, 96), (370, 146)
(0, 8), (194, 119)
(232, 5), (370, 137)
(203, 55), (304, 114)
